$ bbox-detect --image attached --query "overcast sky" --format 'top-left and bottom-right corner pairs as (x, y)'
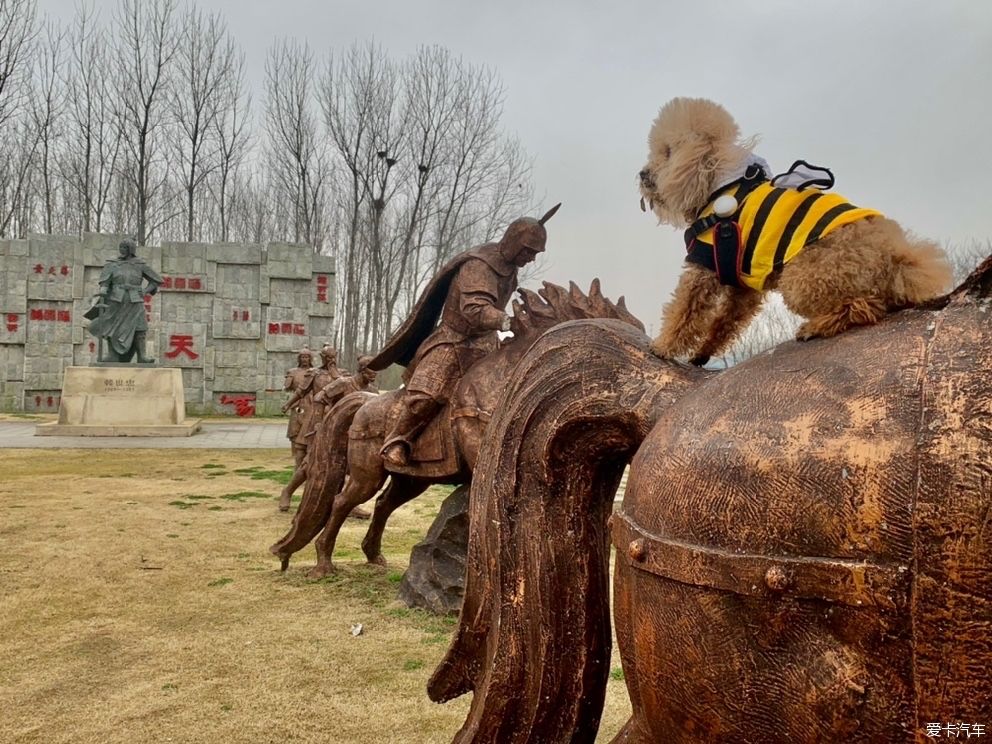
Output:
(39, 0), (992, 334)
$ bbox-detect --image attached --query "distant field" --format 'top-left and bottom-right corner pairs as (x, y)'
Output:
(0, 449), (630, 743)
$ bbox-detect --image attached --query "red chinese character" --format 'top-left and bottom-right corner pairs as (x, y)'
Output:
(5, 313), (17, 333)
(57, 310), (71, 323)
(317, 288), (328, 302)
(30, 309), (43, 320)
(293, 324), (305, 336)
(165, 334), (198, 360)
(162, 276), (173, 289)
(317, 275), (328, 286)
(189, 277), (202, 290)
(174, 277), (187, 290)
(34, 395), (41, 406)
(232, 309), (239, 321)
(280, 322), (292, 334)
(268, 322), (279, 334)
(60, 265), (69, 276)
(241, 310), (250, 322)
(33, 264), (43, 274)
(47, 396), (54, 407)
(43, 309), (56, 321)
(48, 266), (56, 275)
(219, 393), (256, 417)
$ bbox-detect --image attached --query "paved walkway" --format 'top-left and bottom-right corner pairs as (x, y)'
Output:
(0, 420), (288, 449)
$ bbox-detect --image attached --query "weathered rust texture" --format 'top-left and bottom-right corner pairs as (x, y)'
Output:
(435, 258), (992, 743)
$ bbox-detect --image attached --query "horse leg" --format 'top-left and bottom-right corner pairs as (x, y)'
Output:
(308, 470), (387, 579)
(278, 464), (307, 512)
(362, 478), (430, 567)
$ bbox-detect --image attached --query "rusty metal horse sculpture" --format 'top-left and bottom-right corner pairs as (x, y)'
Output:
(431, 258), (992, 742)
(270, 279), (644, 579)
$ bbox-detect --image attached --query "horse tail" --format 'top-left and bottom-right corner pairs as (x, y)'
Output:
(428, 319), (703, 742)
(269, 391), (375, 566)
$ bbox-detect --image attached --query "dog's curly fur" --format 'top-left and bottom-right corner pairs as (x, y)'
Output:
(640, 97), (952, 364)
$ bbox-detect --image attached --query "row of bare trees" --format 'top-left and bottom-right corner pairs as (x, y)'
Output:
(0, 0), (534, 365)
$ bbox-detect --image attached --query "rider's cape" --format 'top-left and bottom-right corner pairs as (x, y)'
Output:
(368, 246), (506, 371)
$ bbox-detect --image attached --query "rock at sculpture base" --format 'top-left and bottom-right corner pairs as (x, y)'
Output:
(35, 366), (201, 437)
(398, 484), (469, 615)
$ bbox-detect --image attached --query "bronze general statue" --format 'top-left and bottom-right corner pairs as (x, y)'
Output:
(283, 347), (314, 469)
(85, 238), (162, 363)
(372, 203), (561, 468)
(428, 258), (992, 742)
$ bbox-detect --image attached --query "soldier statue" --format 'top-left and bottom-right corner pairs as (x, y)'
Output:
(369, 204), (560, 468)
(281, 344), (341, 458)
(313, 354), (378, 413)
(85, 238), (162, 363)
(277, 354), (376, 515)
(283, 347), (314, 469)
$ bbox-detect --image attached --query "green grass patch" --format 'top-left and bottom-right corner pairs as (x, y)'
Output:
(168, 500), (196, 509)
(200, 463), (225, 470)
(207, 506), (224, 511)
(184, 494), (214, 500)
(166, 533), (179, 538)
(610, 667), (625, 681)
(403, 659), (424, 671)
(243, 468), (294, 485)
(207, 577), (233, 587)
(232, 467), (262, 474)
(387, 571), (404, 583)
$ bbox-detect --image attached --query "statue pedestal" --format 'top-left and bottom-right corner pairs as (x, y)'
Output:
(35, 366), (201, 437)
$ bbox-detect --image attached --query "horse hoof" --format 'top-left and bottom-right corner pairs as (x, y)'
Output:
(307, 563), (336, 579)
(366, 554), (387, 568)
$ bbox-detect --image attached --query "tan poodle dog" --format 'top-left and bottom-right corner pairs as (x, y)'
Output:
(639, 97), (952, 365)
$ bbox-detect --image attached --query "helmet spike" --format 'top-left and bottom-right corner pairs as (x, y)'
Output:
(538, 202), (562, 225)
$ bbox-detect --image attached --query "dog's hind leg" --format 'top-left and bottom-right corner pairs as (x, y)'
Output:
(795, 296), (887, 340)
(650, 265), (726, 360)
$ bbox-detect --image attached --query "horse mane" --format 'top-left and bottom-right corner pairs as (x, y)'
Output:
(509, 278), (645, 335)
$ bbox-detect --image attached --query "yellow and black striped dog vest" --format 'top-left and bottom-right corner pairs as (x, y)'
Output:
(686, 182), (882, 290)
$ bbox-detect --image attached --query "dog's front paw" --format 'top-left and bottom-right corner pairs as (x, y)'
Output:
(649, 337), (674, 360)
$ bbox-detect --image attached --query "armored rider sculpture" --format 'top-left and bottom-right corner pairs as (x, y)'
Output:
(86, 238), (162, 363)
(369, 204), (561, 468)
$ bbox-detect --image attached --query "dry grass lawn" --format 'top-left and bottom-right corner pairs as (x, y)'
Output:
(0, 449), (631, 743)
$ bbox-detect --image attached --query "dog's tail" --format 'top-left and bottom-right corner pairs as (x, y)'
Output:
(890, 232), (954, 306)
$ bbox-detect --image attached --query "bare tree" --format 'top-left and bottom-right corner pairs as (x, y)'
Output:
(322, 43), (533, 365)
(211, 42), (250, 242)
(170, 6), (235, 241)
(63, 3), (122, 233)
(113, 0), (179, 244)
(263, 38), (330, 248)
(30, 19), (65, 235)
(0, 0), (36, 128)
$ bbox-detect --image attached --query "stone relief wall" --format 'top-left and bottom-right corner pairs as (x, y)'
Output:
(0, 233), (335, 416)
